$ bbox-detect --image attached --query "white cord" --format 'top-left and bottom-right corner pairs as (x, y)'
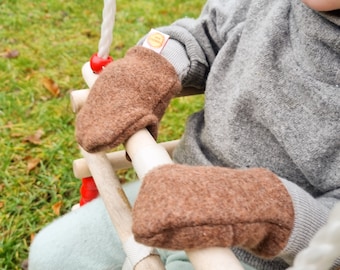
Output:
(97, 0), (116, 58)
(288, 202), (340, 270)
(123, 236), (159, 269)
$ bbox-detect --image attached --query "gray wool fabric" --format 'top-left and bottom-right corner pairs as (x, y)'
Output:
(151, 0), (340, 269)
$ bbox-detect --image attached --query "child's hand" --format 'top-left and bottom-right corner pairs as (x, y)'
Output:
(76, 46), (181, 153)
(132, 164), (294, 257)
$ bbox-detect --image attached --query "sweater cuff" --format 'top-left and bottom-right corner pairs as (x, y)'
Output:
(138, 31), (207, 90)
(160, 39), (190, 83)
(137, 35), (190, 82)
(279, 178), (330, 264)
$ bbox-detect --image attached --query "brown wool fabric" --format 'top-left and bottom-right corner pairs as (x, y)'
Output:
(132, 164), (295, 258)
(76, 46), (182, 153)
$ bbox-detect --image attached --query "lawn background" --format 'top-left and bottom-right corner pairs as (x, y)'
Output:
(0, 0), (205, 268)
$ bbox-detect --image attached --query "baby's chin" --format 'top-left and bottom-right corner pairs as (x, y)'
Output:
(301, 0), (340, 11)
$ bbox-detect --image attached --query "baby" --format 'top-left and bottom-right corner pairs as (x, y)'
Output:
(28, 0), (339, 269)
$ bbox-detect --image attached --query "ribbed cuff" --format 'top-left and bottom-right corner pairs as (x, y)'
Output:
(279, 178), (330, 264)
(232, 248), (289, 270)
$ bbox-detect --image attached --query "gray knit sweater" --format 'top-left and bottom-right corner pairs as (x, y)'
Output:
(153, 0), (340, 269)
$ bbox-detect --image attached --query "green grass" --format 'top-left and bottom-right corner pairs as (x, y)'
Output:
(0, 0), (205, 268)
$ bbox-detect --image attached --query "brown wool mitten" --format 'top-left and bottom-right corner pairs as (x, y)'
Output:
(132, 164), (295, 258)
(76, 46), (182, 153)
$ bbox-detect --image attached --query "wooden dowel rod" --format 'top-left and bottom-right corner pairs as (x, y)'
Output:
(80, 146), (165, 270)
(125, 129), (244, 270)
(125, 129), (174, 180)
(73, 140), (179, 179)
(82, 61), (98, 89)
(186, 247), (244, 270)
(70, 89), (90, 113)
(80, 147), (133, 241)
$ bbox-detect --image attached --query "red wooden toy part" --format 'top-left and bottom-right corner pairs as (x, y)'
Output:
(90, 53), (113, 74)
(79, 176), (99, 206)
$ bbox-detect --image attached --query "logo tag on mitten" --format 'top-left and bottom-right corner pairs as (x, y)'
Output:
(142, 29), (170, 54)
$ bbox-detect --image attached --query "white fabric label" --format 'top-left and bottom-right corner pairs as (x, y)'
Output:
(142, 28), (170, 54)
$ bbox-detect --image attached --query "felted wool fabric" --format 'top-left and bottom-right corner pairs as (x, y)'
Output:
(132, 164), (294, 258)
(76, 46), (182, 153)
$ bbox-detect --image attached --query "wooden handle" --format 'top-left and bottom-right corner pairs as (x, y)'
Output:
(125, 129), (244, 270)
(80, 147), (133, 241)
(80, 146), (165, 270)
(73, 140), (179, 179)
(186, 247), (244, 270)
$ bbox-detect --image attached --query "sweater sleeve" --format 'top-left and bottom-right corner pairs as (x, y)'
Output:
(152, 0), (250, 89)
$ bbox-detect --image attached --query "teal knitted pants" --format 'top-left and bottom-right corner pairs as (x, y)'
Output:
(28, 181), (255, 270)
